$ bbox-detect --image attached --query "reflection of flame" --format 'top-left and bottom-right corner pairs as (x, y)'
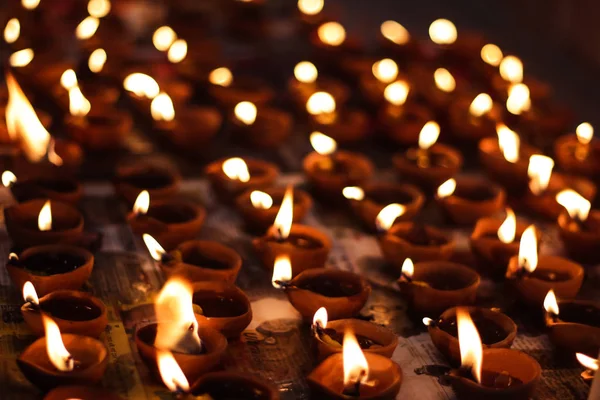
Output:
(298, 0), (323, 15)
(499, 56), (523, 83)
(372, 59), (398, 84)
(576, 122), (594, 145)
(209, 67), (233, 87)
(23, 281), (39, 305)
(518, 225), (538, 273)
(88, 0), (111, 18)
(456, 308), (482, 384)
(43, 315), (75, 372)
(310, 131), (337, 155)
(437, 179), (456, 198)
(143, 234), (166, 261)
(133, 190), (150, 215)
(380, 20), (410, 45)
(434, 68), (455, 93)
(76, 16), (100, 40)
(469, 93), (493, 117)
(272, 254), (292, 288)
(68, 87), (91, 117)
(22, 0), (40, 10)
(306, 91), (336, 115)
(153, 26), (177, 52)
(167, 39), (187, 64)
(294, 61), (318, 84)
(481, 44), (503, 67)
(556, 189), (591, 222)
(222, 157), (250, 183)
(9, 48), (34, 67)
(376, 203), (406, 232)
(272, 186), (293, 240)
(342, 186), (364, 201)
(576, 353), (599, 371)
(250, 190), (273, 209)
(38, 200), (52, 231)
(88, 48), (106, 73)
(384, 80), (410, 106)
(60, 69), (78, 90)
(2, 170), (17, 187)
(343, 330), (370, 387)
(317, 22), (346, 46)
(543, 290), (559, 316)
(4, 18), (20, 44)
(313, 307), (328, 329)
(496, 124), (520, 163)
(497, 208), (516, 244)
(418, 121), (440, 150)
(401, 258), (414, 279)
(151, 92), (175, 122)
(506, 83), (531, 115)
(429, 19), (457, 45)
(157, 350), (189, 393)
(123, 73), (160, 100)
(528, 155), (554, 195)
(234, 101), (257, 125)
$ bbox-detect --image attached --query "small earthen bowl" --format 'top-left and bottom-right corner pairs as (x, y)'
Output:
(190, 372), (280, 400)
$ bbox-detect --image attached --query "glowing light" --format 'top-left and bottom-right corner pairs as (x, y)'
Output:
(209, 67), (233, 87)
(380, 20), (410, 45)
(153, 26), (177, 52)
(429, 19), (457, 45)
(151, 92), (175, 122)
(418, 121), (440, 150)
(497, 208), (516, 244)
(506, 83), (531, 115)
(143, 234), (166, 261)
(2, 171), (17, 187)
(384, 81), (410, 106)
(60, 69), (78, 91)
(499, 56), (523, 84)
(123, 73), (160, 99)
(234, 101), (258, 125)
(9, 48), (33, 67)
(306, 91), (336, 115)
(342, 186), (364, 201)
(317, 22), (346, 46)
(157, 350), (190, 393)
(88, 0), (111, 18)
(76, 16), (100, 40)
(4, 18), (20, 44)
(298, 0), (323, 15)
(68, 86), (91, 117)
(469, 93), (493, 117)
(481, 44), (503, 67)
(22, 0), (40, 10)
(372, 59), (398, 84)
(434, 68), (456, 93)
(401, 258), (414, 279)
(272, 254), (292, 288)
(576, 122), (594, 145)
(527, 155), (554, 196)
(375, 203), (406, 232)
(88, 49), (107, 73)
(309, 132), (337, 155)
(222, 157), (250, 183)
(294, 61), (318, 84)
(437, 179), (456, 198)
(576, 353), (599, 371)
(167, 39), (187, 64)
(22, 281), (39, 304)
(518, 225), (538, 273)
(343, 330), (370, 387)
(556, 189), (591, 222)
(496, 124), (520, 163)
(272, 186), (293, 240)
(133, 190), (150, 215)
(543, 290), (559, 316)
(250, 191), (273, 209)
(313, 307), (328, 329)
(43, 315), (74, 372)
(38, 200), (52, 231)
(456, 308), (482, 384)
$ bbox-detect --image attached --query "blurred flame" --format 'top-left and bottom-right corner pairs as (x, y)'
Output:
(167, 39), (187, 63)
(469, 93), (493, 117)
(313, 307), (328, 329)
(342, 186), (364, 201)
(380, 20), (410, 45)
(544, 290), (559, 316)
(429, 19), (457, 45)
(133, 190), (149, 215)
(497, 208), (516, 244)
(343, 330), (370, 387)
(318, 21), (346, 46)
(88, 48), (106, 73)
(298, 0), (323, 15)
(401, 258), (414, 279)
(43, 315), (74, 372)
(556, 189), (591, 221)
(9, 48), (33, 67)
(234, 101), (257, 125)
(499, 56), (523, 83)
(418, 121), (440, 150)
(151, 92), (175, 122)
(375, 203), (406, 232)
(434, 68), (456, 93)
(88, 0), (111, 18)
(76, 16), (100, 40)
(22, 281), (39, 304)
(496, 123), (520, 163)
(22, 0), (40, 10)
(272, 186), (293, 240)
(576, 122), (594, 145)
(384, 80), (410, 106)
(123, 73), (160, 99)
(157, 350), (189, 393)
(4, 18), (20, 44)
(143, 234), (166, 261)
(60, 69), (78, 90)
(2, 170), (17, 187)
(456, 308), (482, 384)
(222, 157), (250, 183)
(306, 91), (336, 115)
(294, 61), (318, 84)
(481, 44), (503, 67)
(153, 26), (177, 52)
(250, 190), (273, 209)
(422, 317), (434, 326)
(528, 155), (554, 195)
(47, 139), (63, 167)
(576, 353), (598, 371)
(272, 254), (292, 288)
(506, 83), (531, 115)
(68, 86), (91, 117)
(310, 131), (337, 155)
(518, 225), (538, 273)
(437, 178), (456, 198)
(209, 67), (233, 87)
(372, 58), (398, 84)
(38, 200), (52, 231)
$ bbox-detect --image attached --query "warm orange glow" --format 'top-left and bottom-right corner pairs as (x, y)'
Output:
(380, 20), (410, 45)
(506, 83), (531, 115)
(294, 61), (318, 84)
(272, 254), (292, 288)
(234, 101), (258, 125)
(153, 26), (177, 52)
(343, 330), (370, 387)
(209, 67), (233, 87)
(68, 86), (91, 117)
(401, 258), (414, 279)
(496, 123), (520, 163)
(384, 80), (410, 106)
(456, 308), (482, 384)
(422, 317), (434, 326)
(310, 131), (337, 155)
(60, 69), (78, 90)
(497, 208), (516, 244)
(576, 122), (594, 145)
(22, 281), (39, 304)
(372, 58), (398, 84)
(9, 48), (34, 67)
(298, 0), (323, 15)
(38, 200), (52, 231)
(418, 121), (440, 150)
(272, 186), (293, 240)
(22, 0), (40, 10)
(4, 18), (20, 44)
(2, 170), (17, 187)
(556, 189), (591, 221)
(468, 93), (493, 117)
(499, 56), (523, 83)
(317, 22), (346, 46)
(88, 48), (106, 73)
(133, 190), (150, 215)
(518, 225), (538, 273)
(313, 307), (328, 328)
(222, 157), (250, 182)
(480, 44), (503, 67)
(151, 92), (175, 122)
(250, 190), (273, 209)
(437, 178), (456, 199)
(342, 186), (365, 201)
(306, 91), (336, 115)
(123, 73), (160, 99)
(375, 203), (406, 232)
(544, 290), (559, 316)
(143, 233), (166, 261)
(168, 39), (187, 63)
(527, 155), (554, 195)
(47, 139), (63, 167)
(76, 16), (100, 40)
(576, 353), (598, 371)
(88, 0), (111, 18)
(429, 19), (457, 45)
(43, 315), (74, 372)
(157, 350), (190, 393)
(434, 68), (455, 93)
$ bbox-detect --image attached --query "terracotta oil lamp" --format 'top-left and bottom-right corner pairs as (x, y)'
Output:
(392, 121), (463, 190)
(425, 306), (517, 365)
(397, 258), (480, 315)
(302, 132), (374, 204)
(231, 101), (292, 149)
(449, 93), (501, 142)
(113, 162), (181, 205)
(207, 67), (274, 108)
(21, 281), (107, 338)
(475, 43), (504, 82)
(505, 225), (584, 307)
(235, 186), (313, 233)
(426, 19), (487, 64)
(2, 170), (82, 204)
(359, 58), (401, 105)
(127, 190), (205, 251)
(555, 122), (600, 179)
(311, 307), (398, 361)
(435, 177), (506, 225)
(144, 235), (242, 283)
(308, 330), (402, 399)
(379, 20), (419, 58)
(543, 290), (600, 356)
(253, 186), (331, 274)
(447, 308), (541, 400)
(18, 315), (108, 391)
(309, 21), (355, 66)
(44, 385), (123, 400)
(288, 61), (350, 110)
(342, 182), (425, 232)
(189, 372), (280, 400)
(205, 156), (279, 202)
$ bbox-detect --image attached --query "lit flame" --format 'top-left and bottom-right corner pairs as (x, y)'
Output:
(151, 92), (175, 122)
(209, 67), (233, 87)
(47, 139), (63, 167)
(22, 0), (40, 10)
(528, 155), (554, 196)
(384, 80), (410, 106)
(497, 208), (516, 244)
(434, 68), (456, 93)
(437, 178), (456, 198)
(222, 157), (250, 183)
(556, 189), (591, 222)
(38, 200), (52, 231)
(469, 93), (493, 117)
(123, 73), (160, 99)
(481, 44), (503, 67)
(153, 26), (177, 52)
(375, 203), (406, 232)
(143, 233), (166, 261)
(22, 281), (39, 305)
(76, 16), (100, 40)
(167, 39), (187, 63)
(401, 258), (414, 279)
(429, 19), (457, 45)
(60, 69), (78, 90)
(372, 59), (398, 84)
(342, 186), (364, 201)
(272, 186), (293, 240)
(272, 254), (292, 288)
(418, 121), (440, 150)
(496, 124), (520, 163)
(298, 0), (323, 15)
(42, 315), (74, 372)
(456, 308), (482, 384)
(499, 56), (523, 84)
(294, 61), (318, 84)
(543, 290), (559, 316)
(88, 49), (106, 73)
(234, 101), (257, 125)
(4, 18), (20, 44)
(9, 48), (34, 67)
(576, 122), (594, 145)
(313, 307), (328, 329)
(133, 190), (149, 215)
(576, 353), (599, 371)
(88, 0), (111, 18)
(517, 225), (538, 273)
(422, 317), (434, 326)
(306, 91), (336, 115)
(506, 83), (531, 115)
(157, 350), (190, 393)
(68, 87), (91, 117)
(250, 190), (273, 209)
(380, 20), (410, 45)
(317, 21), (346, 46)
(2, 170), (17, 187)
(309, 131), (337, 155)
(343, 330), (370, 387)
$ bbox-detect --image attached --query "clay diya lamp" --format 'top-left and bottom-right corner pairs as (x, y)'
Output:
(392, 121), (463, 191)
(303, 132), (374, 204)
(21, 282), (107, 338)
(309, 21), (357, 68)
(447, 309), (541, 400)
(191, 281), (252, 338)
(64, 104), (132, 151)
(448, 93), (501, 142)
(311, 307), (398, 361)
(435, 177), (506, 225)
(113, 163), (181, 205)
(189, 371), (280, 400)
(127, 190), (205, 250)
(235, 186), (313, 233)
(425, 306), (517, 365)
(543, 290), (600, 356)
(18, 315), (108, 391)
(378, 20), (420, 59)
(2, 170), (82, 204)
(378, 222), (455, 266)
(555, 122), (600, 178)
(358, 58), (402, 105)
(505, 225), (584, 307)
(230, 101), (292, 149)
(288, 61), (350, 110)
(207, 67), (274, 108)
(205, 157), (279, 202)
(491, 56), (550, 102)
(426, 19), (487, 64)
(343, 182), (424, 232)
(475, 43), (504, 82)
(308, 330), (402, 399)
(556, 190), (600, 263)
(273, 263), (371, 320)
(44, 385), (123, 400)
(397, 259), (480, 315)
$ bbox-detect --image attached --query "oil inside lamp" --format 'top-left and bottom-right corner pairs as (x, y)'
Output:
(375, 203), (406, 233)
(295, 61), (318, 84)
(527, 155), (554, 195)
(153, 26), (177, 52)
(496, 123), (520, 163)
(38, 200), (52, 232)
(123, 73), (160, 100)
(298, 0), (324, 15)
(469, 93), (493, 118)
(9, 48), (34, 67)
(372, 59), (398, 84)
(429, 18), (457, 45)
(497, 208), (517, 244)
(88, 0), (111, 18)
(437, 178), (457, 199)
(574, 122), (593, 160)
(22, 0), (40, 10)
(4, 18), (20, 44)
(209, 67), (233, 87)
(76, 16), (100, 41)
(380, 20), (410, 45)
(384, 80), (410, 107)
(158, 349), (190, 393)
(222, 157), (251, 183)
(480, 44), (503, 67)
(499, 56), (524, 84)
(250, 190), (273, 210)
(43, 315), (75, 372)
(434, 68), (456, 93)
(317, 21), (346, 47)
(307, 91), (336, 124)
(234, 101), (258, 125)
(342, 186), (364, 201)
(88, 48), (106, 74)
(506, 83), (531, 115)
(168, 39), (188, 64)
(271, 254), (292, 289)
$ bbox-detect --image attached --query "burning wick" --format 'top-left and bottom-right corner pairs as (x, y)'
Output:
(575, 122), (593, 161)
(22, 281), (40, 311)
(400, 258), (414, 283)
(543, 290), (559, 322)
(416, 121), (440, 168)
(133, 190), (150, 216)
(143, 234), (174, 264)
(342, 330), (372, 397)
(422, 317), (436, 327)
(43, 315), (76, 372)
(271, 254), (293, 289)
(309, 131), (337, 171)
(270, 186), (293, 242)
(514, 225), (537, 279)
(311, 306), (340, 347)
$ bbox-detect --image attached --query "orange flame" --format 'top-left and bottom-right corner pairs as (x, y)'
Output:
(88, 48), (106, 73)
(506, 83), (531, 115)
(143, 234), (166, 261)
(437, 178), (456, 198)
(310, 131), (337, 155)
(9, 48), (34, 67)
(469, 93), (493, 117)
(313, 307), (328, 329)
(38, 200), (52, 231)
(2, 170), (17, 187)
(4, 18), (20, 44)
(496, 123), (520, 163)
(167, 39), (187, 64)
(88, 0), (111, 18)
(76, 16), (100, 40)
(123, 73), (160, 99)
(375, 203), (406, 232)
(272, 254), (292, 288)
(401, 258), (414, 279)
(499, 56), (523, 84)
(556, 189), (591, 221)
(234, 101), (257, 125)
(250, 190), (273, 209)
(222, 157), (250, 182)
(418, 121), (440, 150)
(68, 86), (91, 117)
(157, 350), (190, 393)
(306, 91), (336, 116)
(456, 308), (482, 384)
(543, 290), (559, 316)
(318, 22), (346, 46)
(298, 0), (323, 15)
(151, 92), (175, 122)
(343, 330), (370, 387)
(372, 59), (398, 84)
(434, 68), (455, 93)
(497, 208), (516, 244)
(22, 281), (39, 304)
(22, 0), (40, 10)
(527, 155), (554, 195)
(342, 186), (365, 201)
(209, 67), (233, 87)
(384, 80), (410, 106)
(153, 26), (177, 52)
(576, 122), (594, 145)
(480, 44), (503, 67)
(42, 315), (74, 372)
(518, 225), (538, 273)
(380, 20), (410, 45)
(133, 190), (149, 215)
(429, 19), (457, 45)
(576, 353), (598, 371)
(272, 186), (293, 240)
(294, 61), (318, 84)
